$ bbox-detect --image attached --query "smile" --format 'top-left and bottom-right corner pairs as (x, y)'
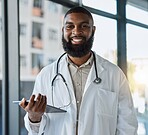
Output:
(71, 37), (85, 44)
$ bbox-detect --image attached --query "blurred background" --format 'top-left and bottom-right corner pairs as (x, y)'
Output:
(0, 0), (148, 135)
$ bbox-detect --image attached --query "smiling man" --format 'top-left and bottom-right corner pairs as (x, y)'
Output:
(20, 6), (138, 135)
(62, 8), (95, 59)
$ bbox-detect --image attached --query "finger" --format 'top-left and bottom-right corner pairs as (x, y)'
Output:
(28, 95), (35, 108)
(35, 93), (42, 107)
(19, 98), (27, 109)
(38, 95), (47, 112)
(42, 96), (47, 111)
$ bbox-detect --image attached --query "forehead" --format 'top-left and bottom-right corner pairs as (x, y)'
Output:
(63, 13), (93, 25)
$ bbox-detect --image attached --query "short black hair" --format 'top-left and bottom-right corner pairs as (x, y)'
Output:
(64, 6), (94, 23)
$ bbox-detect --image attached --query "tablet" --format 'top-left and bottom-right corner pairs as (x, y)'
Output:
(13, 100), (67, 113)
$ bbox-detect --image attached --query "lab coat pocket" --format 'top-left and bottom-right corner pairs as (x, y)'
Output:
(97, 89), (117, 117)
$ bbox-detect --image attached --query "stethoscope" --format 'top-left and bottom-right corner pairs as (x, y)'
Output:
(51, 51), (101, 108)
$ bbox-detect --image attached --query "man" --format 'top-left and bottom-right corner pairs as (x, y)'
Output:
(20, 6), (138, 135)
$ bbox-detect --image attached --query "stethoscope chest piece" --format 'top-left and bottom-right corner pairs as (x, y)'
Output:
(94, 77), (101, 84)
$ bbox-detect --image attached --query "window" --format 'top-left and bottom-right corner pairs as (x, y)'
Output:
(126, 3), (148, 25)
(20, 55), (27, 67)
(20, 24), (27, 36)
(33, 0), (42, 8)
(49, 28), (58, 40)
(82, 0), (116, 14)
(32, 0), (43, 17)
(20, 0), (28, 5)
(17, 0), (148, 134)
(32, 22), (43, 49)
(127, 24), (148, 135)
(92, 14), (117, 64)
(47, 1), (58, 13)
(32, 53), (43, 75)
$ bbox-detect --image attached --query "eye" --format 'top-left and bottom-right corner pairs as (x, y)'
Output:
(65, 24), (74, 30)
(81, 23), (90, 29)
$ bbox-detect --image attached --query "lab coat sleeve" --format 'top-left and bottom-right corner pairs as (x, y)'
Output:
(24, 68), (50, 135)
(116, 73), (138, 135)
(24, 112), (47, 135)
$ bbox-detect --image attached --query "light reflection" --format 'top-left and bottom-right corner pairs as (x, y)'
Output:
(134, 67), (148, 85)
(138, 123), (146, 135)
(133, 92), (145, 114)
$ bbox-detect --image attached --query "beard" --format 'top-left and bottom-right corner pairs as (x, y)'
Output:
(62, 32), (94, 57)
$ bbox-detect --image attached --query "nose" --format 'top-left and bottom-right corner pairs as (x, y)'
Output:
(72, 26), (83, 35)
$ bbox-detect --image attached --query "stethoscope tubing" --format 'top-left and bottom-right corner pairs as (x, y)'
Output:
(51, 51), (101, 107)
(53, 51), (101, 85)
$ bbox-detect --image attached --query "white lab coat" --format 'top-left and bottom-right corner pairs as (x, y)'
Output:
(24, 52), (138, 135)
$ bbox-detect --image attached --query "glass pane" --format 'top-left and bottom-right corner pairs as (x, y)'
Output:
(19, 0), (68, 134)
(127, 24), (148, 135)
(92, 14), (117, 64)
(126, 4), (148, 25)
(82, 0), (116, 14)
(32, 0), (43, 17)
(0, 0), (2, 134)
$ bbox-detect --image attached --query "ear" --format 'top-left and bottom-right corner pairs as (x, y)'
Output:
(62, 27), (64, 32)
(92, 26), (96, 33)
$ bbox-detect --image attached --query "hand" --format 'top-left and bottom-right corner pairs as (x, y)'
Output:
(20, 93), (47, 123)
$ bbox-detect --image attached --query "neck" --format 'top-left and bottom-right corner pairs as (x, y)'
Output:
(68, 52), (92, 67)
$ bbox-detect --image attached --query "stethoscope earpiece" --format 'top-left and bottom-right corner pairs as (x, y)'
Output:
(94, 78), (101, 84)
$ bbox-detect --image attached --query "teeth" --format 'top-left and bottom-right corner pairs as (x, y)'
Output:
(73, 39), (82, 42)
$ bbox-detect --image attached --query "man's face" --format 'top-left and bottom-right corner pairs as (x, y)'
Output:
(62, 12), (96, 57)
